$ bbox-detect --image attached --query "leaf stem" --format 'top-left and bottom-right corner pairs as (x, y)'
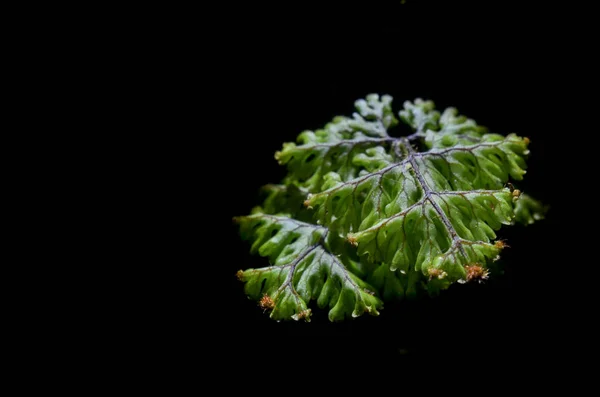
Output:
(400, 138), (467, 257)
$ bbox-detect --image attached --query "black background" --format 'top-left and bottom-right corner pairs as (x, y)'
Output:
(146, 0), (585, 382)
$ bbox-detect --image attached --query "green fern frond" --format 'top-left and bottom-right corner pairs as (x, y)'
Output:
(235, 94), (546, 321)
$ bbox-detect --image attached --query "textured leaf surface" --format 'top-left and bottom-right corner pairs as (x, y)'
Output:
(236, 95), (545, 321)
(236, 214), (382, 321)
(275, 94), (398, 192)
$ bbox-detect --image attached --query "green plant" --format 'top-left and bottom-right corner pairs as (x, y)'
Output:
(234, 95), (546, 322)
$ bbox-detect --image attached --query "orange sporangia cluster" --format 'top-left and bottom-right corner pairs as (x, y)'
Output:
(347, 234), (358, 247)
(494, 240), (509, 249)
(236, 270), (244, 281)
(259, 294), (275, 311)
(294, 309), (311, 320)
(464, 264), (490, 282)
(427, 268), (447, 280)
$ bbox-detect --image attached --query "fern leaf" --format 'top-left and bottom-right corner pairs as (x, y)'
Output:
(235, 95), (546, 321)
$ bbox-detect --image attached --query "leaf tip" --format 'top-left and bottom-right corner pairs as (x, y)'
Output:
(524, 137), (530, 145)
(303, 194), (314, 209)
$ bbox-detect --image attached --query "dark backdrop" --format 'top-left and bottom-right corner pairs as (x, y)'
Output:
(152, 0), (580, 381)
